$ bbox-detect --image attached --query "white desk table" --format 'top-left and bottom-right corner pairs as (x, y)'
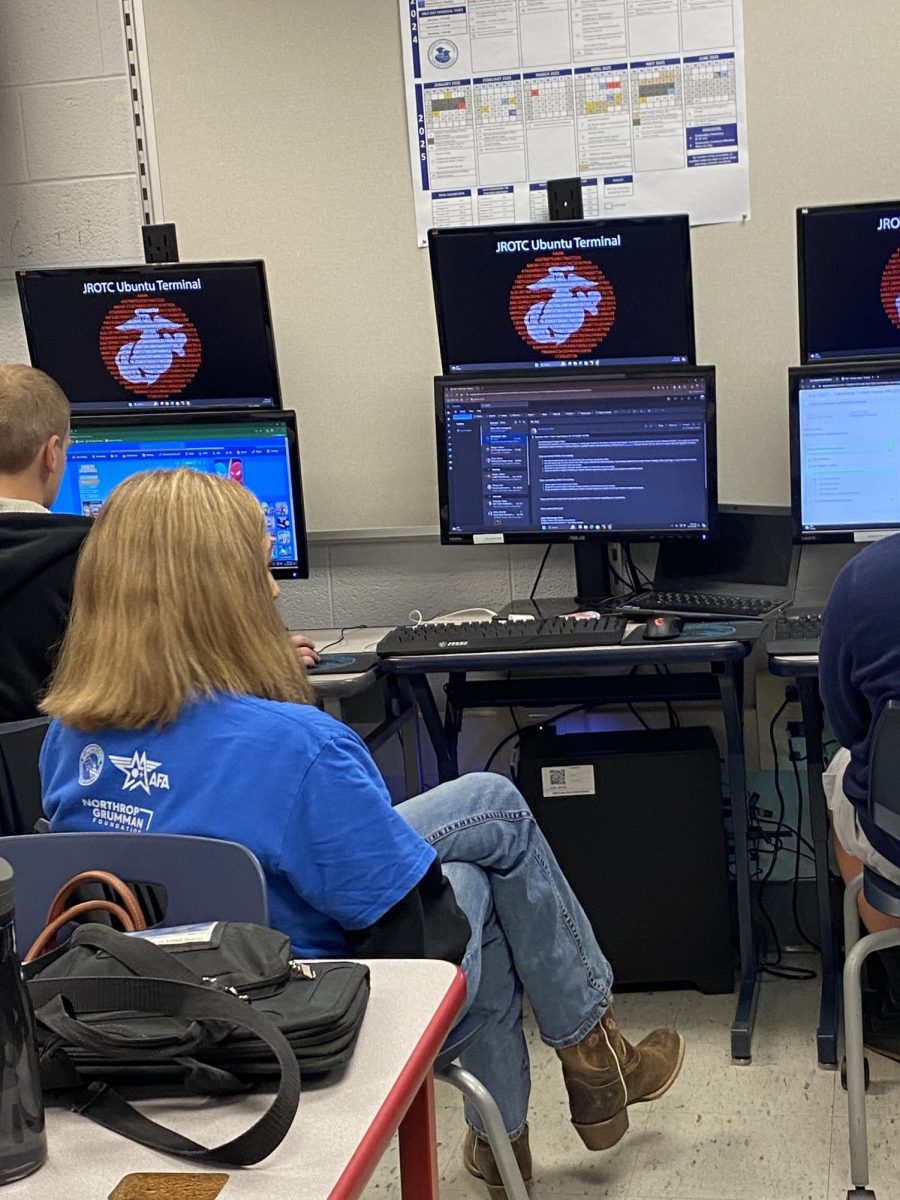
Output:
(15, 959), (466, 1200)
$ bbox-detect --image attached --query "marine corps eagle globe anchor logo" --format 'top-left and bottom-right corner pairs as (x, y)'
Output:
(881, 247), (900, 331)
(99, 295), (202, 399)
(509, 252), (616, 359)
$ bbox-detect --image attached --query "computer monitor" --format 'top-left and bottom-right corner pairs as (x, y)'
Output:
(429, 215), (695, 374)
(436, 368), (717, 544)
(798, 200), (900, 363)
(52, 410), (308, 579)
(16, 260), (283, 413)
(790, 363), (900, 543)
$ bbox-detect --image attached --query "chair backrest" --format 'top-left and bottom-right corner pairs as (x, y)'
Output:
(0, 718), (49, 836)
(0, 832), (269, 954)
(869, 700), (900, 842)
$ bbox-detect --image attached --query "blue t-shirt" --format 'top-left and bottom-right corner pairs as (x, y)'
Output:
(40, 694), (436, 957)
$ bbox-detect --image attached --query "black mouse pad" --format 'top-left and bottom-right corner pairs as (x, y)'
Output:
(306, 652), (380, 675)
(621, 620), (762, 646)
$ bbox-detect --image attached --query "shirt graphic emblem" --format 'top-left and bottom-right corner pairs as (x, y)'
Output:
(78, 743), (105, 787)
(109, 751), (170, 795)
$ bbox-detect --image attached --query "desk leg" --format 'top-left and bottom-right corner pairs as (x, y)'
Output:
(398, 1074), (440, 1200)
(800, 676), (840, 1067)
(397, 678), (424, 798)
(321, 696), (343, 722)
(410, 674), (459, 782)
(718, 661), (759, 1061)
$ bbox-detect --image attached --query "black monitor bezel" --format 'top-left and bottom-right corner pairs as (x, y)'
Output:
(428, 214), (697, 374)
(797, 199), (900, 365)
(15, 259), (284, 414)
(435, 365), (718, 546)
(65, 408), (309, 579)
(789, 360), (900, 544)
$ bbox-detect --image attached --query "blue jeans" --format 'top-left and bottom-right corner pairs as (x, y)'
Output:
(397, 773), (613, 1140)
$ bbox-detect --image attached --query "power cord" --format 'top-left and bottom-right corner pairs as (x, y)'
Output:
(483, 703), (591, 773)
(530, 545), (553, 600)
(607, 553), (637, 595)
(623, 544), (653, 591)
(315, 625), (368, 654)
(789, 733), (821, 952)
(757, 696), (816, 979)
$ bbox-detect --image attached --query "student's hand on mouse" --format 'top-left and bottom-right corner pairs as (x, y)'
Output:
(290, 633), (320, 668)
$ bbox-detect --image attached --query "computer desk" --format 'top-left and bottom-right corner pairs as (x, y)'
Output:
(378, 632), (761, 1061)
(768, 651), (841, 1067)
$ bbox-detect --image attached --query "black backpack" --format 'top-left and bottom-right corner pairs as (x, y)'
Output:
(25, 921), (370, 1165)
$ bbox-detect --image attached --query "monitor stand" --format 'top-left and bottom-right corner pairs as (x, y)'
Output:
(503, 543), (617, 619)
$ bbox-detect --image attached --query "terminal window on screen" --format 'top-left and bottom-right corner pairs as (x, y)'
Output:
(444, 385), (710, 535)
(799, 381), (900, 529)
(54, 426), (300, 564)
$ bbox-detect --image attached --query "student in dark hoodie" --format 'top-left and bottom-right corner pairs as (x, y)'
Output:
(0, 363), (320, 722)
(0, 364), (91, 722)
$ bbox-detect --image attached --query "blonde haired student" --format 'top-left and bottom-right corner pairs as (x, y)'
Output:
(41, 468), (683, 1197)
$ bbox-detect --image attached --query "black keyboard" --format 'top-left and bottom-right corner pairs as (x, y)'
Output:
(377, 615), (626, 657)
(767, 609), (824, 656)
(624, 590), (779, 619)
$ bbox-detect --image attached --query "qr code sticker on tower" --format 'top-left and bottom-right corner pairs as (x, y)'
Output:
(541, 764), (595, 798)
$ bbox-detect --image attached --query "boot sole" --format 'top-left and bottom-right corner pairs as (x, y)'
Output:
(572, 1032), (686, 1151)
(573, 1105), (630, 1150)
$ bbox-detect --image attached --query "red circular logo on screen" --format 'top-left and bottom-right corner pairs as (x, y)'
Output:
(881, 249), (900, 332)
(99, 295), (202, 399)
(509, 252), (616, 359)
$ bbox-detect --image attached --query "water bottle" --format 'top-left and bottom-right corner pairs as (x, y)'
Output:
(0, 859), (46, 1184)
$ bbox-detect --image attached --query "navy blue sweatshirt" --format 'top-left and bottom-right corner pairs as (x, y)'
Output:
(819, 535), (900, 868)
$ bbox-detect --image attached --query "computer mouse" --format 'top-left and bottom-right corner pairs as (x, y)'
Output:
(643, 614), (684, 641)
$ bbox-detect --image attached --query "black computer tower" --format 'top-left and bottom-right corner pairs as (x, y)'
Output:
(515, 725), (734, 994)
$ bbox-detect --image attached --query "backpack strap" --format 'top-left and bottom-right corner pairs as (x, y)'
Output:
(31, 971), (301, 1165)
(53, 922), (207, 985)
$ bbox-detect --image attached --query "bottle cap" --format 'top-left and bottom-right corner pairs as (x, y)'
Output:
(0, 859), (14, 918)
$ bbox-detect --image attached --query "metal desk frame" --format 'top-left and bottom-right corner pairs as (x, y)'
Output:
(769, 653), (841, 1067)
(382, 638), (761, 1060)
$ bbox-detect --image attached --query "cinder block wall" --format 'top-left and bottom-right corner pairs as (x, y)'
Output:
(0, 0), (577, 630)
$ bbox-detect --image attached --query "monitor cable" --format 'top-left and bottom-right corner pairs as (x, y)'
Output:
(529, 545), (553, 600)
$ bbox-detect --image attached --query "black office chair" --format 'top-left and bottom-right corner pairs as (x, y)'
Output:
(0, 718), (49, 836)
(842, 699), (900, 1198)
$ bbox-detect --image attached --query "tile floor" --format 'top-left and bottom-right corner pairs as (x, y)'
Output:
(363, 964), (900, 1199)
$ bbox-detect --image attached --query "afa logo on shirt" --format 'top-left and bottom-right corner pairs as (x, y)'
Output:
(109, 750), (171, 795)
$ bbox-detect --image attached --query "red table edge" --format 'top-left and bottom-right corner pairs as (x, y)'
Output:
(328, 964), (467, 1200)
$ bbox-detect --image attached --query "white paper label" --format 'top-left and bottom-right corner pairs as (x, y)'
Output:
(129, 922), (218, 947)
(541, 764), (595, 798)
(473, 533), (504, 544)
(854, 530), (900, 542)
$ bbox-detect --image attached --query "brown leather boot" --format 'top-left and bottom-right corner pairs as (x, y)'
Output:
(463, 1124), (532, 1199)
(556, 1007), (684, 1151)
